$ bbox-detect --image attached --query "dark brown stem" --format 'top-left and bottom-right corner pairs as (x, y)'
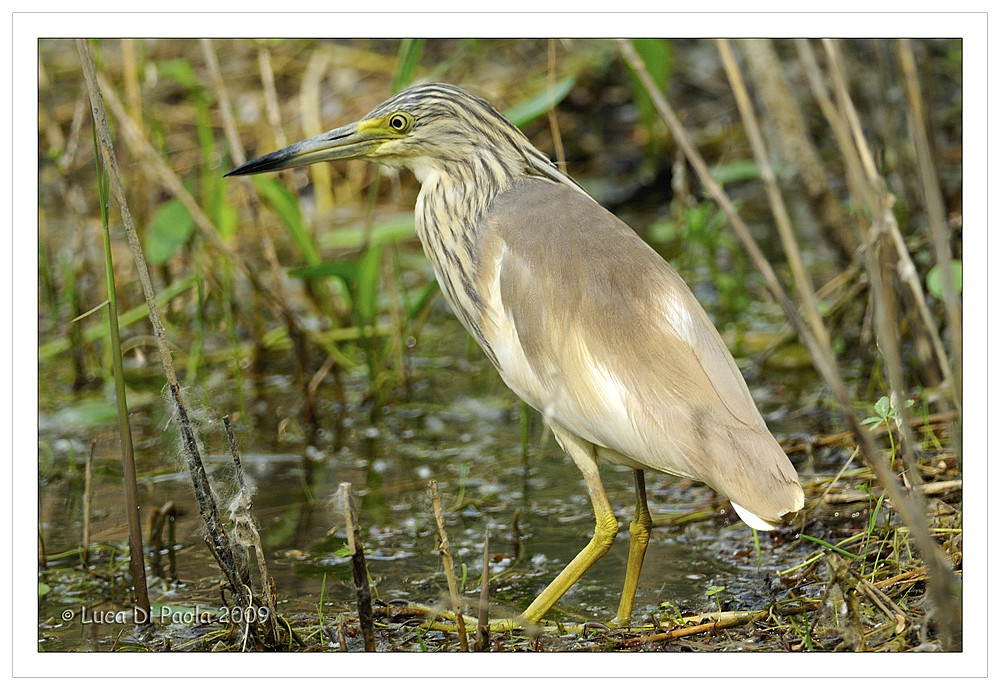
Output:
(341, 482), (376, 651)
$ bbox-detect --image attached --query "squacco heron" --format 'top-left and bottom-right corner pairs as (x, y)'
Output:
(228, 83), (803, 626)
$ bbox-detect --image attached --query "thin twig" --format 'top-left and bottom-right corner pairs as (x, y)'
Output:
(337, 613), (349, 652)
(874, 565), (928, 591)
(852, 567), (908, 634)
(823, 479), (961, 504)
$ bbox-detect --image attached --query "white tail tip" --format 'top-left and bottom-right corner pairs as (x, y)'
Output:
(731, 501), (780, 531)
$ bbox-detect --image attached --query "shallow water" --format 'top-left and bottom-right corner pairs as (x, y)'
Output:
(38, 300), (817, 651)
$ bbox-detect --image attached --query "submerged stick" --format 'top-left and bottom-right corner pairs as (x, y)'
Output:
(341, 482), (376, 651)
(429, 480), (469, 651)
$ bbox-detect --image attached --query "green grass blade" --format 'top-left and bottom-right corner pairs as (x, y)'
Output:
(505, 75), (577, 129)
(253, 175), (322, 265)
(393, 39), (425, 93)
(798, 533), (859, 559)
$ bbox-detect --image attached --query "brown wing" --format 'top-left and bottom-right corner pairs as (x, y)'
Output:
(480, 178), (803, 524)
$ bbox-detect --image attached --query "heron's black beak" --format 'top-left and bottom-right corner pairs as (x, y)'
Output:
(225, 120), (388, 177)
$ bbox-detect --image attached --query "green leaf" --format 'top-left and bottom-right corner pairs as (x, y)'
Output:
(631, 38), (673, 91)
(926, 259), (962, 299)
(868, 490), (886, 533)
(146, 199), (194, 264)
(505, 75), (577, 129)
(797, 533), (858, 559)
(873, 395), (891, 420)
(406, 279), (439, 321)
(253, 176), (321, 265)
(72, 300), (110, 323)
(355, 243), (383, 324)
(39, 275), (197, 361)
(289, 260), (358, 284)
(158, 58), (200, 91)
(647, 219), (680, 244)
(710, 160), (761, 185)
(319, 216), (415, 250)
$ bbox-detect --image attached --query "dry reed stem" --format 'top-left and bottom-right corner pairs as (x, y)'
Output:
(717, 39), (830, 355)
(301, 46), (335, 216)
(815, 39), (961, 650)
(429, 480), (470, 651)
(823, 39), (948, 412)
(896, 38), (963, 411)
(474, 530), (491, 651)
(257, 46), (288, 150)
(200, 39), (244, 164)
(78, 39), (253, 624)
(224, 415), (279, 641)
(824, 479), (961, 505)
(82, 438), (95, 568)
(547, 39), (567, 176)
(621, 38), (961, 650)
(819, 45), (961, 647)
(736, 38), (856, 260)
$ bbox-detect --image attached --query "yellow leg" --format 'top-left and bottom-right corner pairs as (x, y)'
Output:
(612, 469), (653, 627)
(521, 427), (618, 623)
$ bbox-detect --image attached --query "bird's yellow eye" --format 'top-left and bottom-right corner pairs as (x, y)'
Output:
(387, 112), (412, 133)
